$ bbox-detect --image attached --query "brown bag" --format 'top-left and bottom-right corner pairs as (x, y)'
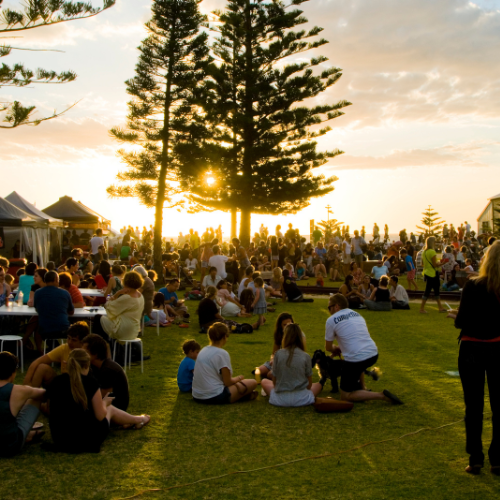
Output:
(313, 398), (354, 413)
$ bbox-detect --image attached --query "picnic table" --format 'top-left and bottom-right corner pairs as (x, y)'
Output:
(79, 289), (105, 297)
(0, 305), (107, 332)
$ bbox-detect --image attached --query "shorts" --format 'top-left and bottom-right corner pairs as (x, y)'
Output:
(193, 386), (231, 405)
(343, 255), (352, 265)
(340, 354), (379, 393)
(269, 388), (315, 407)
(406, 269), (416, 280)
(240, 258), (251, 268)
(201, 261), (209, 268)
(423, 274), (440, 300)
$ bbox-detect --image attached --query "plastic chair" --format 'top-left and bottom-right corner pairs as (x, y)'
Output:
(112, 338), (143, 373)
(0, 335), (24, 372)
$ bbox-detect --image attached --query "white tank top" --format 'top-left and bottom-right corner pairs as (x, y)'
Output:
(344, 242), (352, 255)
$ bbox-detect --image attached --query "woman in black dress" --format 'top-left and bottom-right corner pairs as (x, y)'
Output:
(455, 241), (500, 475)
(48, 349), (150, 453)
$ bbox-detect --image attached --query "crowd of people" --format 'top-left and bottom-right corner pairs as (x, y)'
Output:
(1, 219), (499, 477)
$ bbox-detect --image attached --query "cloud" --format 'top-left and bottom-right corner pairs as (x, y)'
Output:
(296, 0), (500, 127)
(328, 140), (499, 170)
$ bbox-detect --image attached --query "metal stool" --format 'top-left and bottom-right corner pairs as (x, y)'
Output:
(112, 338), (143, 373)
(0, 335), (24, 372)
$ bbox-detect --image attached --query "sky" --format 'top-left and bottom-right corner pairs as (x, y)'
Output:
(1, 0), (500, 238)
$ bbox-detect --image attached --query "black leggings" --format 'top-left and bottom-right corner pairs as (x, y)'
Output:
(459, 341), (500, 467)
(423, 274), (440, 299)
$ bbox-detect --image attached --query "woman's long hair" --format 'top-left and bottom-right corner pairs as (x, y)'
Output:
(475, 241), (500, 294)
(425, 236), (436, 250)
(98, 260), (111, 284)
(282, 323), (305, 367)
(67, 349), (91, 410)
(204, 286), (217, 299)
(273, 312), (294, 347)
(344, 274), (353, 291)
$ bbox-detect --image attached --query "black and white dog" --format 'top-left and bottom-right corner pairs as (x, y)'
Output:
(311, 350), (380, 393)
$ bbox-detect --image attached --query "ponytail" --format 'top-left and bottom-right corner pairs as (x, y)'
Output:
(67, 349), (90, 410)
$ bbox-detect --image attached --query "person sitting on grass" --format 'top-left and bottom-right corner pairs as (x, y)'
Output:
(47, 349), (150, 453)
(325, 294), (403, 405)
(216, 279), (251, 318)
(146, 292), (174, 327)
(158, 278), (189, 319)
(192, 323), (258, 404)
(364, 275), (392, 311)
(296, 260), (307, 280)
(24, 321), (90, 388)
(350, 262), (365, 286)
(442, 264), (460, 292)
(177, 339), (201, 393)
(0, 352), (46, 458)
(255, 313), (306, 382)
(464, 259), (478, 277)
(339, 275), (363, 309)
(82, 334), (130, 412)
(261, 323), (322, 407)
(281, 269), (313, 303)
(389, 275), (410, 309)
(201, 267), (222, 295)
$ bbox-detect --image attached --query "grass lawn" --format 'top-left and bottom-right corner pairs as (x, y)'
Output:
(2, 298), (497, 500)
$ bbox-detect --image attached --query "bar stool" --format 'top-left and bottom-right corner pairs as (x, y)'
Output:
(112, 338), (143, 373)
(0, 335), (24, 372)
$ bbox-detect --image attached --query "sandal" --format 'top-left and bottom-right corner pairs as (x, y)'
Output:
(134, 415), (151, 429)
(32, 422), (44, 431)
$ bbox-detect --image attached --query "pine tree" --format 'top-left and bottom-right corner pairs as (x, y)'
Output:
(0, 0), (115, 128)
(176, 0), (350, 245)
(317, 218), (343, 241)
(416, 205), (444, 237)
(107, 0), (210, 275)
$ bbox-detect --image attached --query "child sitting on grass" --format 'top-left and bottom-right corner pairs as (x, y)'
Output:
(177, 340), (201, 393)
(192, 323), (258, 404)
(146, 292), (174, 327)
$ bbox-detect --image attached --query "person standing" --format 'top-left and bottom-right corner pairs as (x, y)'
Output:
(455, 241), (500, 475)
(351, 230), (366, 267)
(90, 229), (105, 264)
(419, 236), (447, 314)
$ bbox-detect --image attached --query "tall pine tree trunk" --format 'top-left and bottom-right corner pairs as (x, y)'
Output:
(231, 208), (237, 239)
(153, 32), (176, 281)
(239, 0), (254, 247)
(239, 209), (251, 246)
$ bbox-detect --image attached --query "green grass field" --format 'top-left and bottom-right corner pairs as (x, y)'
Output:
(2, 298), (497, 500)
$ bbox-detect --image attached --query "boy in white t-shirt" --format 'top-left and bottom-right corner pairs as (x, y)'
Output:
(325, 294), (403, 405)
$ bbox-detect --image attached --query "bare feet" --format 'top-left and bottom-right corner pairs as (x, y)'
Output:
(134, 415), (151, 429)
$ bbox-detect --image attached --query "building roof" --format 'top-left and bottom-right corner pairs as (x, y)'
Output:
(0, 196), (46, 227)
(489, 193), (500, 200)
(43, 196), (103, 223)
(5, 191), (64, 226)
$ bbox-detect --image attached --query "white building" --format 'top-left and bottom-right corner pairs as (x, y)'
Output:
(477, 193), (500, 233)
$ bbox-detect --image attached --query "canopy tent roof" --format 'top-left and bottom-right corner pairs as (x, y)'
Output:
(489, 193), (500, 200)
(43, 196), (108, 224)
(5, 191), (64, 227)
(0, 197), (47, 227)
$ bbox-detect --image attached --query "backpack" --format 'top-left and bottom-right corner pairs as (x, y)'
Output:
(233, 323), (253, 334)
(188, 290), (203, 300)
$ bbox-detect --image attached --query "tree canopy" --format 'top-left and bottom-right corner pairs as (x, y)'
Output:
(0, 0), (115, 128)
(176, 0), (350, 245)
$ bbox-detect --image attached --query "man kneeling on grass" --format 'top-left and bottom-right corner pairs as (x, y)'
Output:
(325, 294), (403, 405)
(0, 352), (46, 457)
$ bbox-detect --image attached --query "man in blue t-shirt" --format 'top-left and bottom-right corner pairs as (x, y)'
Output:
(159, 278), (189, 318)
(34, 271), (74, 339)
(177, 340), (201, 392)
(370, 261), (388, 286)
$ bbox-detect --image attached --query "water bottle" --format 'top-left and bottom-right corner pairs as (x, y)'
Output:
(17, 291), (24, 307)
(7, 293), (14, 308)
(106, 294), (111, 303)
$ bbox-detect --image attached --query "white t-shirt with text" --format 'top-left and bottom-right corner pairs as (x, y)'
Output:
(90, 236), (104, 255)
(325, 309), (378, 363)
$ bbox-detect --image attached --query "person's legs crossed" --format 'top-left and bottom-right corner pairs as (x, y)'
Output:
(229, 379), (258, 402)
(261, 378), (274, 396)
(16, 400), (40, 445)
